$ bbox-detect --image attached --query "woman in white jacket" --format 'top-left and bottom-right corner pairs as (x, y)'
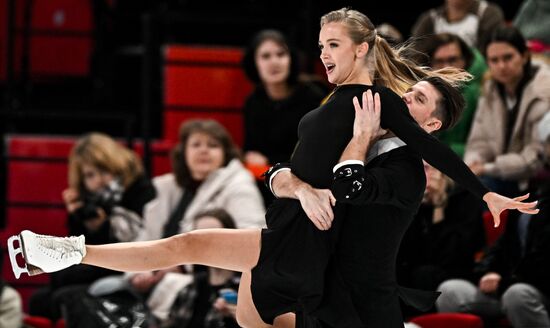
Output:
(94, 119), (265, 323)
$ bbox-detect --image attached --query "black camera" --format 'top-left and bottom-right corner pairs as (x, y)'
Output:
(73, 180), (124, 222)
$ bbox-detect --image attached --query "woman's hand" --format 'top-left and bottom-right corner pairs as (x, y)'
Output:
(295, 185), (337, 230)
(352, 90), (386, 142)
(83, 208), (108, 232)
(213, 297), (237, 318)
(483, 192), (539, 227)
(62, 188), (83, 213)
(479, 272), (501, 294)
(130, 267), (182, 293)
(245, 151), (269, 166)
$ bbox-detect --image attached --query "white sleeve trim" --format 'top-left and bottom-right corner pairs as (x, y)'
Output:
(269, 167), (291, 197)
(333, 160), (364, 173)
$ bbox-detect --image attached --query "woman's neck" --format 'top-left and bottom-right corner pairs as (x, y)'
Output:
(338, 68), (373, 86)
(264, 82), (292, 100)
(503, 76), (523, 97)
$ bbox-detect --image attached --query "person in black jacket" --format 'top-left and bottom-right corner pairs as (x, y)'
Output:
(397, 163), (485, 293)
(242, 29), (326, 205)
(242, 29), (326, 167)
(28, 132), (156, 321)
(396, 163), (485, 319)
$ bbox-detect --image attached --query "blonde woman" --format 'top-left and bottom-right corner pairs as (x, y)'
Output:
(28, 132), (156, 320)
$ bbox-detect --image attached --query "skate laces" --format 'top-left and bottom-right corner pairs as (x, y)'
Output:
(34, 234), (85, 260)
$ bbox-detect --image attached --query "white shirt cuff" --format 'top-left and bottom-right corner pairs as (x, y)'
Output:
(333, 160), (364, 173)
(269, 167), (291, 197)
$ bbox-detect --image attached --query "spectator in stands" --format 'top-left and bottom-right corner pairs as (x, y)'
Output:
(1, 250), (23, 328)
(0, 283), (22, 328)
(29, 132), (156, 320)
(416, 33), (487, 157)
(397, 162), (485, 294)
(164, 209), (240, 328)
(376, 23), (403, 46)
(436, 124), (550, 327)
(241, 29), (325, 168)
(397, 162), (485, 318)
(125, 119), (265, 323)
(464, 26), (550, 197)
(514, 0), (550, 45)
(537, 112), (550, 180)
(411, 0), (504, 51)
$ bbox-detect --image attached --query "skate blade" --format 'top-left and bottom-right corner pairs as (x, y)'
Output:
(7, 235), (29, 279)
(7, 234), (44, 279)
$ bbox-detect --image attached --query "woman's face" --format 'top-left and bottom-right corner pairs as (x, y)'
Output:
(319, 22), (362, 85)
(185, 132), (225, 181)
(486, 42), (528, 87)
(81, 163), (114, 193)
(255, 39), (291, 86)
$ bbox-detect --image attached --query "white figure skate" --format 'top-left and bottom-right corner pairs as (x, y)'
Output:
(7, 230), (86, 279)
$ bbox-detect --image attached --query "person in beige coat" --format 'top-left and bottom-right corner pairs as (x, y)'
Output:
(465, 26), (550, 196)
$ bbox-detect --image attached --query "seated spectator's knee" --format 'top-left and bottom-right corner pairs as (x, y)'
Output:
(502, 283), (539, 312)
(436, 279), (477, 313)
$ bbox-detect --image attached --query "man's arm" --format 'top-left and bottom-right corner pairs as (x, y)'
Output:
(266, 164), (336, 231)
(270, 169), (309, 199)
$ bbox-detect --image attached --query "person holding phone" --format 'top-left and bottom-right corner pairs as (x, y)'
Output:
(165, 209), (240, 328)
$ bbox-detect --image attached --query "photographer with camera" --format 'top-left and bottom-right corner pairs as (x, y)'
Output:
(28, 133), (156, 321)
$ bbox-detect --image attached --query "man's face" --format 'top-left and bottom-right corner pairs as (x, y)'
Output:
(432, 42), (466, 70)
(402, 81), (442, 133)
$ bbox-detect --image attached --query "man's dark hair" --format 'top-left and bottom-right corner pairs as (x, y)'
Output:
(423, 76), (465, 132)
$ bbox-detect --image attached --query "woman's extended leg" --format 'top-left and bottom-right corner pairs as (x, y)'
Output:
(82, 228), (262, 273)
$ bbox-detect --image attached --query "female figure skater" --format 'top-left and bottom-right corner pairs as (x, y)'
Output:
(8, 8), (538, 328)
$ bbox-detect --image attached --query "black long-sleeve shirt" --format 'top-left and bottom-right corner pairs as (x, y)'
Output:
(290, 84), (489, 198)
(243, 82), (325, 164)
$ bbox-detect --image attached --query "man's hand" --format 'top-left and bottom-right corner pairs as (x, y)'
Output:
(295, 185), (337, 230)
(352, 90), (386, 142)
(479, 272), (502, 294)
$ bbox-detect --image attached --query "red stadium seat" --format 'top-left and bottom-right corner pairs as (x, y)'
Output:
(162, 45), (253, 146)
(483, 210), (508, 246)
(23, 316), (53, 328)
(409, 313), (484, 328)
